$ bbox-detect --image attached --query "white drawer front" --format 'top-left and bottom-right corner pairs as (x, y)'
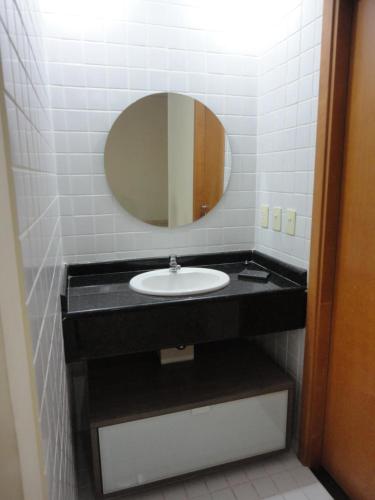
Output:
(99, 391), (288, 494)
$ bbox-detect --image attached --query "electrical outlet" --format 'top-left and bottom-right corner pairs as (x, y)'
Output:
(260, 205), (269, 228)
(286, 209), (296, 235)
(272, 207), (282, 231)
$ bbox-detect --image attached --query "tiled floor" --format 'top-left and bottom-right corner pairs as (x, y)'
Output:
(77, 434), (332, 500)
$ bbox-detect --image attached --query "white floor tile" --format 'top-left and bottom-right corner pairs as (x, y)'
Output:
(302, 483), (333, 499)
(252, 476), (279, 498)
(136, 491), (164, 500)
(232, 481), (260, 499)
(278, 452), (302, 470)
(205, 473), (229, 492)
(211, 488), (236, 500)
(290, 467), (318, 488)
(262, 458), (286, 475)
(225, 468), (249, 486)
(271, 470), (299, 493)
(163, 484), (188, 500)
(244, 462), (268, 480)
(283, 489), (308, 499)
(184, 478), (210, 498)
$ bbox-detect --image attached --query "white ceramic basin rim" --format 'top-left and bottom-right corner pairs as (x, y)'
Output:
(129, 267), (230, 296)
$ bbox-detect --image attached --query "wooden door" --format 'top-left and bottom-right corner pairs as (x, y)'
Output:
(193, 102), (224, 221)
(321, 0), (375, 497)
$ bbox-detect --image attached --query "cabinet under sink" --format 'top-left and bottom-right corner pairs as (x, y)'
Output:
(88, 340), (294, 497)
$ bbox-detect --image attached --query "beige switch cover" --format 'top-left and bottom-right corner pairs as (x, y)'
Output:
(272, 207), (282, 231)
(260, 205), (269, 228)
(286, 209), (296, 235)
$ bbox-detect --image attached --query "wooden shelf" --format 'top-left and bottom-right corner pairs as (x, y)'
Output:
(88, 339), (294, 428)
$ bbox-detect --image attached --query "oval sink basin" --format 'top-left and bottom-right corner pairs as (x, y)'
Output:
(129, 267), (230, 297)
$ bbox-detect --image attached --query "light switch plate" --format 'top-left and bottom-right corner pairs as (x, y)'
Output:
(260, 205), (269, 228)
(272, 207), (282, 231)
(286, 209), (296, 235)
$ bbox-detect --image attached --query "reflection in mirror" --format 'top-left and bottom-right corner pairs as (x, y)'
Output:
(104, 93), (231, 228)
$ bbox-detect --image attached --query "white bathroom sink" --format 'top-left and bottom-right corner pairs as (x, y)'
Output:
(129, 267), (230, 297)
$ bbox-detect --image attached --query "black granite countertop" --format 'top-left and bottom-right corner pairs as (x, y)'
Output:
(62, 250), (307, 318)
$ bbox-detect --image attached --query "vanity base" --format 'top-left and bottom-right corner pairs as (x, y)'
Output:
(87, 340), (294, 497)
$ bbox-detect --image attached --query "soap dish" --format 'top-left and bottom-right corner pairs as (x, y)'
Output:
(238, 270), (270, 282)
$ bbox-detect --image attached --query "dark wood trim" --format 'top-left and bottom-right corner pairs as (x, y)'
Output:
(298, 0), (355, 466)
(90, 426), (103, 497)
(90, 383), (292, 429)
(87, 341), (294, 427)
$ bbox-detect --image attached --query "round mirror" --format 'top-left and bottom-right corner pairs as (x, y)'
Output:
(104, 93), (231, 228)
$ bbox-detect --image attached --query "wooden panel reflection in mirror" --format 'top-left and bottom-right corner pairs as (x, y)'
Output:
(193, 101), (225, 221)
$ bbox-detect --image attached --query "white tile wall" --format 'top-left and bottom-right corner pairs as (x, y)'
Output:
(38, 0), (259, 263)
(254, 0), (323, 444)
(0, 0), (77, 498)
(255, 0), (323, 269)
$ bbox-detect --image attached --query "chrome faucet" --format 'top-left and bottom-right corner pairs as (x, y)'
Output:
(169, 254), (181, 273)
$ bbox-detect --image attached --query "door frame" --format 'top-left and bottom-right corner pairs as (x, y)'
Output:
(298, 0), (356, 466)
(0, 67), (48, 499)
